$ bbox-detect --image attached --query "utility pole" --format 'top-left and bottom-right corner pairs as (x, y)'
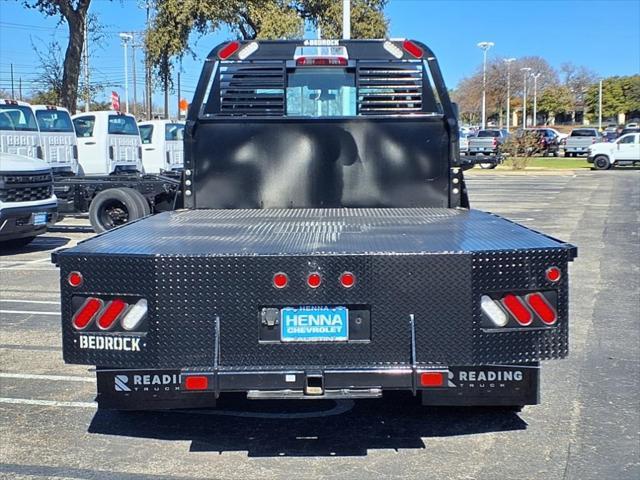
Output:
(10, 64), (14, 99)
(119, 33), (133, 113)
(532, 72), (541, 126)
(504, 58), (515, 131)
(598, 79), (603, 130)
(145, 3), (152, 119)
(177, 71), (181, 120)
(132, 35), (138, 118)
(521, 67), (531, 128)
(19, 77), (22, 101)
(83, 16), (90, 112)
(477, 41), (494, 130)
(342, 0), (350, 39)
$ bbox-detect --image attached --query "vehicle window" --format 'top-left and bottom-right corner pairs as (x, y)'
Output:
(618, 135), (636, 144)
(35, 110), (74, 133)
(570, 129), (598, 137)
(477, 130), (500, 138)
(108, 115), (139, 135)
(72, 115), (95, 137)
(165, 123), (184, 141)
(0, 105), (39, 131)
(286, 69), (356, 117)
(139, 125), (153, 144)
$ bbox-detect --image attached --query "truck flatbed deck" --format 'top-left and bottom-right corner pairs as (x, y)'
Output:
(64, 208), (573, 256)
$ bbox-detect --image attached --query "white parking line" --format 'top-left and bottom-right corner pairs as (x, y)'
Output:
(0, 397), (96, 408)
(0, 373), (93, 383)
(0, 310), (59, 316)
(0, 300), (60, 305)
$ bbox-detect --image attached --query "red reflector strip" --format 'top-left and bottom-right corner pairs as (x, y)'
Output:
(184, 376), (208, 391)
(502, 294), (532, 326)
(218, 41), (240, 60)
(402, 40), (424, 58)
(420, 372), (444, 387)
(97, 299), (128, 330)
(72, 298), (103, 330)
(526, 293), (557, 325)
(296, 57), (348, 66)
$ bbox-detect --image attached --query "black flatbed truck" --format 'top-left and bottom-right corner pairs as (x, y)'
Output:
(53, 39), (576, 411)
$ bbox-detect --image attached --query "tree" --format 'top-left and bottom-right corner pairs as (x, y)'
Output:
(560, 62), (598, 110)
(31, 39), (65, 105)
(585, 75), (640, 121)
(537, 85), (574, 125)
(146, 0), (388, 91)
(24, 0), (93, 112)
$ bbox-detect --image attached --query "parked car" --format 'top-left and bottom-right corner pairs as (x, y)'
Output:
(32, 105), (79, 175)
(625, 122), (638, 129)
(588, 132), (640, 169)
(602, 131), (618, 142)
(458, 131), (470, 155)
(528, 128), (561, 156)
(72, 111), (142, 175)
(138, 120), (185, 173)
(620, 127), (640, 136)
(0, 99), (42, 160)
(0, 151), (58, 248)
(564, 128), (601, 157)
(468, 129), (508, 155)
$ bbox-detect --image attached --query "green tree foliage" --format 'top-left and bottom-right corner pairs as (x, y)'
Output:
(146, 0), (388, 88)
(24, 0), (93, 112)
(585, 75), (640, 119)
(537, 85), (574, 122)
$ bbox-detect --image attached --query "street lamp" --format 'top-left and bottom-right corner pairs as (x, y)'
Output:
(504, 58), (516, 130)
(531, 72), (541, 127)
(119, 32), (133, 113)
(521, 67), (532, 128)
(477, 41), (494, 129)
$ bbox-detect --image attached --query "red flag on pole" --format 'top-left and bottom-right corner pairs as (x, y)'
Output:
(111, 91), (120, 111)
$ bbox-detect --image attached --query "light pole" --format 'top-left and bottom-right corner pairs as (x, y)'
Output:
(504, 58), (516, 130)
(531, 72), (541, 126)
(521, 67), (531, 128)
(598, 79), (603, 130)
(119, 32), (133, 113)
(477, 41), (494, 129)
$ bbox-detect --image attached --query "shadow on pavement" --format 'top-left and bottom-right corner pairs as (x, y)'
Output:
(0, 235), (70, 256)
(88, 392), (527, 457)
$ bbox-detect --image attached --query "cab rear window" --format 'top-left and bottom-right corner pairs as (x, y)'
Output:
(570, 129), (598, 137)
(0, 105), (38, 131)
(165, 123), (184, 141)
(35, 110), (74, 133)
(108, 115), (139, 135)
(478, 130), (501, 138)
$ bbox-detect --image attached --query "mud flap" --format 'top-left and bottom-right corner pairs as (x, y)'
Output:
(96, 369), (217, 410)
(420, 364), (539, 407)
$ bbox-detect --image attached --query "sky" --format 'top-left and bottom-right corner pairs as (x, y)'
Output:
(1, 0), (639, 115)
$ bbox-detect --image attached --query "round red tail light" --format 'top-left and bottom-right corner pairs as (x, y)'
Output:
(545, 266), (561, 282)
(273, 272), (288, 289)
(340, 272), (356, 288)
(68, 271), (83, 287)
(307, 272), (322, 289)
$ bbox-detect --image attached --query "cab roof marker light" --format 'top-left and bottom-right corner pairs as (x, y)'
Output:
(218, 41), (240, 60)
(383, 41), (404, 59)
(402, 40), (424, 59)
(480, 295), (508, 327)
(237, 41), (259, 60)
(121, 298), (148, 331)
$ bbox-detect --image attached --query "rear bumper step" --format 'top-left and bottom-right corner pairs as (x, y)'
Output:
(247, 388), (383, 400)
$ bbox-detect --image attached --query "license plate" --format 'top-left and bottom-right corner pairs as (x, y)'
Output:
(281, 306), (348, 342)
(32, 213), (48, 226)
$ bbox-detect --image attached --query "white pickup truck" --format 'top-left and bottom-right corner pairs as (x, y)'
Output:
(587, 132), (640, 169)
(32, 105), (79, 175)
(0, 152), (58, 248)
(138, 120), (184, 173)
(564, 128), (601, 157)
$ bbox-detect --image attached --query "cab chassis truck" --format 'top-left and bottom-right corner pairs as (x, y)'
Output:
(53, 39), (576, 411)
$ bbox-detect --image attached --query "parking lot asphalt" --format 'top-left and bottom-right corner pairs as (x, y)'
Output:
(0, 170), (638, 480)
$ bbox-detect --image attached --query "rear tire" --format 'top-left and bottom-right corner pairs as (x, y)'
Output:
(593, 155), (611, 170)
(564, 152), (570, 157)
(0, 236), (36, 249)
(89, 188), (151, 233)
(479, 162), (497, 169)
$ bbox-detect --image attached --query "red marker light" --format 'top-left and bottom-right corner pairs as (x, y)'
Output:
(526, 293), (557, 325)
(546, 266), (561, 282)
(420, 372), (444, 387)
(340, 272), (356, 288)
(72, 298), (103, 330)
(218, 41), (240, 60)
(402, 40), (423, 58)
(502, 294), (533, 326)
(68, 271), (83, 287)
(273, 272), (288, 289)
(307, 272), (322, 288)
(296, 57), (348, 66)
(184, 375), (208, 391)
(97, 299), (128, 330)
